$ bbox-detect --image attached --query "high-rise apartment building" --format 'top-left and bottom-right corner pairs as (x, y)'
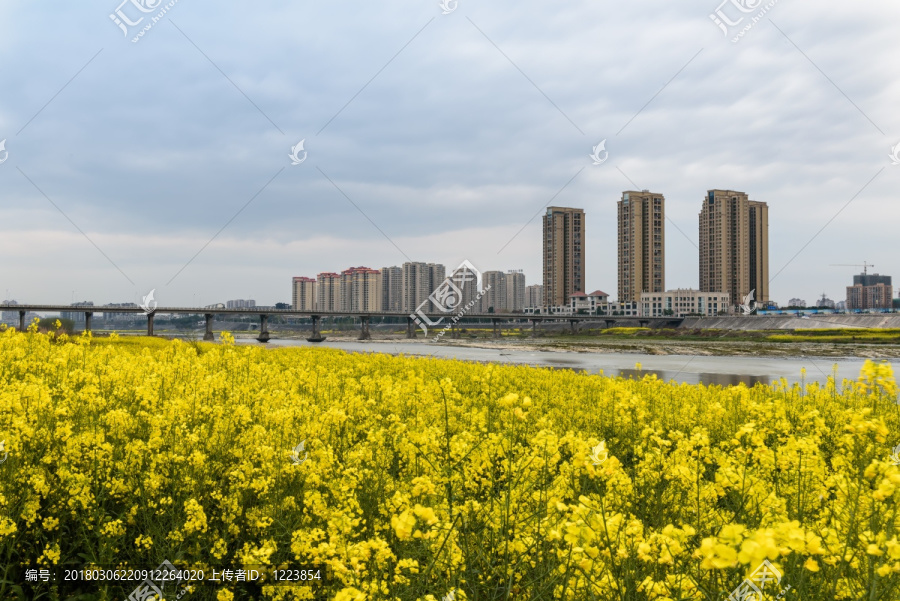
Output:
(480, 271), (507, 313)
(449, 263), (481, 311)
(525, 284), (543, 309)
(505, 270), (526, 312)
(618, 191), (665, 303)
(292, 277), (316, 311)
(847, 272), (893, 310)
(316, 272), (342, 312)
(381, 266), (403, 312)
(543, 207), (585, 308)
(699, 190), (769, 308)
(402, 262), (446, 312)
(340, 267), (382, 312)
(402, 262), (429, 312)
(429, 264), (447, 307)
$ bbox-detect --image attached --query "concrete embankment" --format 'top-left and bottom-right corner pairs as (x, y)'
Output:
(680, 315), (900, 330)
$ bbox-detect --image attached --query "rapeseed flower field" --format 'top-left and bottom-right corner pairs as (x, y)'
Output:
(0, 323), (899, 600)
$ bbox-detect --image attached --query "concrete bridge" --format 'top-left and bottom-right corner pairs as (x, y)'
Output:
(1, 304), (684, 342)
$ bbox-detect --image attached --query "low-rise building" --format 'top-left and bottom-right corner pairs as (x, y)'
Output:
(640, 290), (730, 317)
(570, 290), (610, 314)
(539, 290), (610, 315)
(608, 300), (641, 317)
(587, 290), (610, 312)
(61, 302), (95, 323)
(226, 299), (256, 309)
(103, 302), (139, 321)
(1, 300), (18, 323)
(816, 294), (835, 309)
(568, 291), (591, 314)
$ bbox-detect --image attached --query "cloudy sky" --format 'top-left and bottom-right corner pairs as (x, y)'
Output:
(0, 0), (897, 308)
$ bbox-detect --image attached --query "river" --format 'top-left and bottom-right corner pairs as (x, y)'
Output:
(234, 338), (886, 387)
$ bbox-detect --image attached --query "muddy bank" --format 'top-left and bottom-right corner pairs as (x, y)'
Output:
(233, 332), (900, 359)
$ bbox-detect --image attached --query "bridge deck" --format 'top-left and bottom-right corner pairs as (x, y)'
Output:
(1, 304), (682, 322)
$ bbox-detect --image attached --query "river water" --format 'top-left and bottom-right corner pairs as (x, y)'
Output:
(234, 338), (886, 387)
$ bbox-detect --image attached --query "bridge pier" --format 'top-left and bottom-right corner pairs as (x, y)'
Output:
(451, 322), (460, 339)
(84, 312), (93, 334)
(308, 315), (325, 342)
(257, 314), (270, 343)
(406, 316), (417, 339)
(492, 318), (500, 339)
(19, 310), (25, 331)
(147, 313), (154, 336)
(204, 313), (214, 341)
(604, 319), (614, 330)
(639, 320), (649, 328)
(530, 319), (538, 337)
(570, 319), (577, 335)
(359, 316), (371, 340)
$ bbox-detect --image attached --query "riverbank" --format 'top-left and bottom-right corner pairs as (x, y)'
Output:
(232, 331), (900, 359)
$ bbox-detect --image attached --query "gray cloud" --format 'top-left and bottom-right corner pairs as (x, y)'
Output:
(0, 0), (898, 307)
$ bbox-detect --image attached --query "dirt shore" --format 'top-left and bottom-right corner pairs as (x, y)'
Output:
(234, 333), (900, 359)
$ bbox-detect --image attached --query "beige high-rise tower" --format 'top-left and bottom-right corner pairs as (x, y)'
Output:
(699, 190), (769, 308)
(292, 277), (316, 311)
(543, 207), (585, 308)
(401, 262), (446, 312)
(618, 191), (665, 303)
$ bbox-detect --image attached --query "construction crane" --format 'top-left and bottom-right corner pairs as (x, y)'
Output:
(830, 262), (874, 275)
